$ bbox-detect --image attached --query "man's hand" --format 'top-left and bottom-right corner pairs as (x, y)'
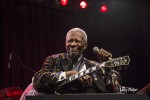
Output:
(79, 75), (93, 86)
(98, 48), (112, 62)
(66, 71), (93, 85)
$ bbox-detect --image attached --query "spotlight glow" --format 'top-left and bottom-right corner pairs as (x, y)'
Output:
(60, 0), (68, 6)
(80, 1), (88, 9)
(100, 5), (108, 13)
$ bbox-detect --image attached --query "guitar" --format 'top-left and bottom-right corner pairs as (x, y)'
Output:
(55, 56), (130, 94)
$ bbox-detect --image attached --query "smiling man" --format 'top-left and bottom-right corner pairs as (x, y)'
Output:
(32, 28), (120, 94)
(65, 28), (88, 61)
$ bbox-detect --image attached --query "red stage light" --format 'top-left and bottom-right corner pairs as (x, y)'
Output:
(80, 1), (88, 9)
(60, 0), (68, 6)
(100, 5), (108, 13)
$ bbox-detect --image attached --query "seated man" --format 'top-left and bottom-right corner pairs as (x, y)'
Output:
(32, 28), (121, 94)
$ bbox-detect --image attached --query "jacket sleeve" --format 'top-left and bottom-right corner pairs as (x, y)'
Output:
(32, 56), (62, 94)
(102, 68), (121, 93)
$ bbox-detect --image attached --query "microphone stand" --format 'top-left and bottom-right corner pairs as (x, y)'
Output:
(8, 51), (12, 86)
(7, 51), (36, 87)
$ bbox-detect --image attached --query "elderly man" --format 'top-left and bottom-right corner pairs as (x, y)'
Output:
(32, 27), (120, 94)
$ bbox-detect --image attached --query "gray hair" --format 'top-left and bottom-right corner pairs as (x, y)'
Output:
(66, 28), (87, 42)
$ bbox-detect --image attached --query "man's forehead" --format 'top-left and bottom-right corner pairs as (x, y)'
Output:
(66, 31), (83, 37)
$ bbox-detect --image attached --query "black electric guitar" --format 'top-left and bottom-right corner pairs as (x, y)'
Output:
(55, 56), (130, 94)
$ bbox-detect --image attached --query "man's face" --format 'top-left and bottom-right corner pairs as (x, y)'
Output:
(65, 31), (87, 60)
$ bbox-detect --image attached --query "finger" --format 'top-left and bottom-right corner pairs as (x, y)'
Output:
(84, 75), (90, 85)
(79, 78), (83, 83)
(80, 76), (87, 85)
(89, 76), (93, 85)
(66, 70), (78, 77)
(85, 75), (92, 85)
(100, 49), (112, 58)
(106, 52), (112, 58)
(99, 48), (104, 55)
(109, 53), (112, 58)
(99, 49), (108, 57)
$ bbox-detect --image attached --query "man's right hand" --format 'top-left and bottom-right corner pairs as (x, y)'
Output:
(66, 71), (93, 86)
(79, 75), (93, 86)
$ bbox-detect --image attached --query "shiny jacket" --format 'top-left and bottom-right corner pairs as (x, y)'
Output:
(33, 53), (120, 94)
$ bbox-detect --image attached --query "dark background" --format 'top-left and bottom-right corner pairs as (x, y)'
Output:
(0, 0), (150, 91)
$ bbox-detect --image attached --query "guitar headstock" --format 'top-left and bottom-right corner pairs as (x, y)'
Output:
(104, 56), (130, 68)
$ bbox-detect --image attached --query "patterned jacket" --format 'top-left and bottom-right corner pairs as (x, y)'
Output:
(33, 53), (120, 94)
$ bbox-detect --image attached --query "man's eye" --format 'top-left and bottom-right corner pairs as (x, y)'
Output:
(66, 40), (72, 43)
(76, 41), (82, 44)
(66, 40), (83, 45)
